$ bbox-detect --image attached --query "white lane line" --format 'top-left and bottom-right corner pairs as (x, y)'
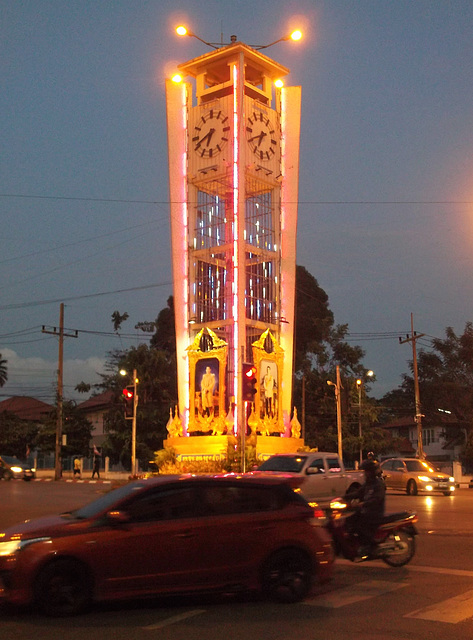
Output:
(142, 609), (206, 630)
(305, 580), (408, 608)
(337, 558), (473, 577)
(405, 589), (473, 624)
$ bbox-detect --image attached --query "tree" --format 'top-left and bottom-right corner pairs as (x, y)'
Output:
(98, 300), (178, 470)
(34, 401), (94, 456)
(0, 411), (38, 458)
(292, 266), (380, 459)
(0, 353), (7, 387)
(111, 311), (129, 333)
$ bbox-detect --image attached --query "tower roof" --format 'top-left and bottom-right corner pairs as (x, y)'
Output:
(178, 41), (289, 83)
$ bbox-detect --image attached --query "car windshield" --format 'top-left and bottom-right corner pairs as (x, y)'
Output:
(2, 456), (22, 465)
(69, 481), (148, 519)
(258, 456), (307, 473)
(405, 460), (435, 473)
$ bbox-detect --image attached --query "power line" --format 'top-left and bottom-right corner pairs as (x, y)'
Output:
(2, 192), (473, 206)
(0, 282), (172, 311)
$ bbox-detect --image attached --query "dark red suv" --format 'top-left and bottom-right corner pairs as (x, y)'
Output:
(0, 474), (333, 615)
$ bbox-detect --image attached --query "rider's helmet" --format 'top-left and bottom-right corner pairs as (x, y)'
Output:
(361, 458), (381, 477)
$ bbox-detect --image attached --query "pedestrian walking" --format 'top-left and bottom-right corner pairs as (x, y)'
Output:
(92, 456), (100, 479)
(73, 457), (81, 478)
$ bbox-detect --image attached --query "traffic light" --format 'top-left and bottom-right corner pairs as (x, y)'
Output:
(122, 385), (134, 419)
(242, 363), (257, 402)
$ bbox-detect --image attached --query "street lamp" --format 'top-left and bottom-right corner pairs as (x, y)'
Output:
(175, 25), (303, 51)
(120, 368), (139, 476)
(327, 365), (343, 459)
(356, 370), (374, 465)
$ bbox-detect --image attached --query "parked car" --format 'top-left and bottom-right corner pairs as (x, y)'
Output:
(254, 452), (364, 503)
(0, 455), (36, 481)
(380, 457), (455, 496)
(0, 474), (334, 616)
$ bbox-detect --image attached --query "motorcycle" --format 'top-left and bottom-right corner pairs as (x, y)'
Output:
(325, 499), (418, 567)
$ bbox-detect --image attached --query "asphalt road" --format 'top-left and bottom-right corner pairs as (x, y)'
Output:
(1, 481), (473, 640)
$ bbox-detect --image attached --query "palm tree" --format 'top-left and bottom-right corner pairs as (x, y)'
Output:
(0, 354), (7, 387)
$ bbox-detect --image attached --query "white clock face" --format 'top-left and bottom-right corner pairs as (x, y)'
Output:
(192, 109), (230, 158)
(246, 111), (278, 161)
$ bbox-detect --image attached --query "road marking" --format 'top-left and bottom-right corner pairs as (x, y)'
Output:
(405, 589), (473, 624)
(337, 557), (473, 577)
(142, 609), (206, 630)
(305, 580), (408, 608)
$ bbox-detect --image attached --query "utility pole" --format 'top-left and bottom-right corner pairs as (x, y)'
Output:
(42, 304), (78, 480)
(399, 313), (425, 459)
(327, 365), (343, 460)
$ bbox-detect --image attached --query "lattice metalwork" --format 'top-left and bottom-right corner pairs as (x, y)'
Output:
(245, 187), (276, 250)
(193, 190), (228, 250)
(193, 258), (228, 323)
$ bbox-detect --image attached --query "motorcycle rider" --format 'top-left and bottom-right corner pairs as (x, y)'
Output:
(344, 458), (386, 558)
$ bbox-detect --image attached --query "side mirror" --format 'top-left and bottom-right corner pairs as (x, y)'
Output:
(306, 467), (320, 475)
(107, 510), (130, 525)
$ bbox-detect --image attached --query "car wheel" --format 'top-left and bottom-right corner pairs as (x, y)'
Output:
(406, 480), (418, 496)
(34, 559), (92, 616)
(261, 549), (312, 603)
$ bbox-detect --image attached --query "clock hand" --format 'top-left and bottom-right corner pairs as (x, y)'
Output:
(248, 131), (267, 146)
(196, 128), (215, 149)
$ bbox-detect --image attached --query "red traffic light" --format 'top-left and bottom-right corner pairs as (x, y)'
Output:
(242, 363), (257, 402)
(122, 385), (134, 418)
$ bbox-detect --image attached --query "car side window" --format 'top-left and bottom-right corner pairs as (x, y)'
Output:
(202, 485), (279, 515)
(393, 461), (404, 471)
(123, 487), (202, 523)
(326, 457), (342, 474)
(307, 459), (325, 473)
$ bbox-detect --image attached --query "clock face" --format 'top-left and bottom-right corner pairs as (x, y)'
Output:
(246, 111), (278, 161)
(192, 109), (230, 158)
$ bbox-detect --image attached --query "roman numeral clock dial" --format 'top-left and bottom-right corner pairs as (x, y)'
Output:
(246, 112), (277, 161)
(192, 109), (230, 158)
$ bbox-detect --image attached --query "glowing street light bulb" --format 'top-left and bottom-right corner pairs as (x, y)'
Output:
(290, 30), (302, 41)
(275, 79), (284, 88)
(176, 25), (188, 36)
(172, 74), (182, 83)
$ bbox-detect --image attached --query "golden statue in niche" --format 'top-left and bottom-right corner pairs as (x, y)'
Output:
(186, 328), (227, 434)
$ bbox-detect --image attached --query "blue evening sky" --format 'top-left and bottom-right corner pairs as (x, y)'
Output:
(2, 0), (473, 403)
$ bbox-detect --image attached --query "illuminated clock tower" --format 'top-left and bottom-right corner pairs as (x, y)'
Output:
(165, 36), (301, 456)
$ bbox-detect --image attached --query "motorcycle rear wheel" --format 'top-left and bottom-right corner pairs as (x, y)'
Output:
(381, 530), (416, 567)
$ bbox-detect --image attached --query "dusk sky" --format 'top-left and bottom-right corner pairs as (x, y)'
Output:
(2, 1), (473, 405)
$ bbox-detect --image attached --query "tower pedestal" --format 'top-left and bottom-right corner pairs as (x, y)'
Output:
(164, 435), (304, 462)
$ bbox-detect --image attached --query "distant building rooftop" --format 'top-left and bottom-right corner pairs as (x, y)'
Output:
(0, 396), (54, 421)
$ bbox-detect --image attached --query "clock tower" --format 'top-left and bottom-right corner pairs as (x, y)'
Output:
(165, 39), (301, 455)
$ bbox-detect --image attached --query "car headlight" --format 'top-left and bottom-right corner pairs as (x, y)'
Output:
(418, 476), (432, 482)
(449, 477), (455, 483)
(10, 466), (23, 473)
(0, 537), (50, 556)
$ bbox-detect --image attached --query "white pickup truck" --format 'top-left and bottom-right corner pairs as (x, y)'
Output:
(254, 452), (365, 503)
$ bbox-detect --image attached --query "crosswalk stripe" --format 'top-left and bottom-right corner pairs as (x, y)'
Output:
(305, 580), (408, 608)
(405, 589), (473, 624)
(142, 609), (206, 629)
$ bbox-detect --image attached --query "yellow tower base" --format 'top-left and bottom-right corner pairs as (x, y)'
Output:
(164, 435), (304, 462)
